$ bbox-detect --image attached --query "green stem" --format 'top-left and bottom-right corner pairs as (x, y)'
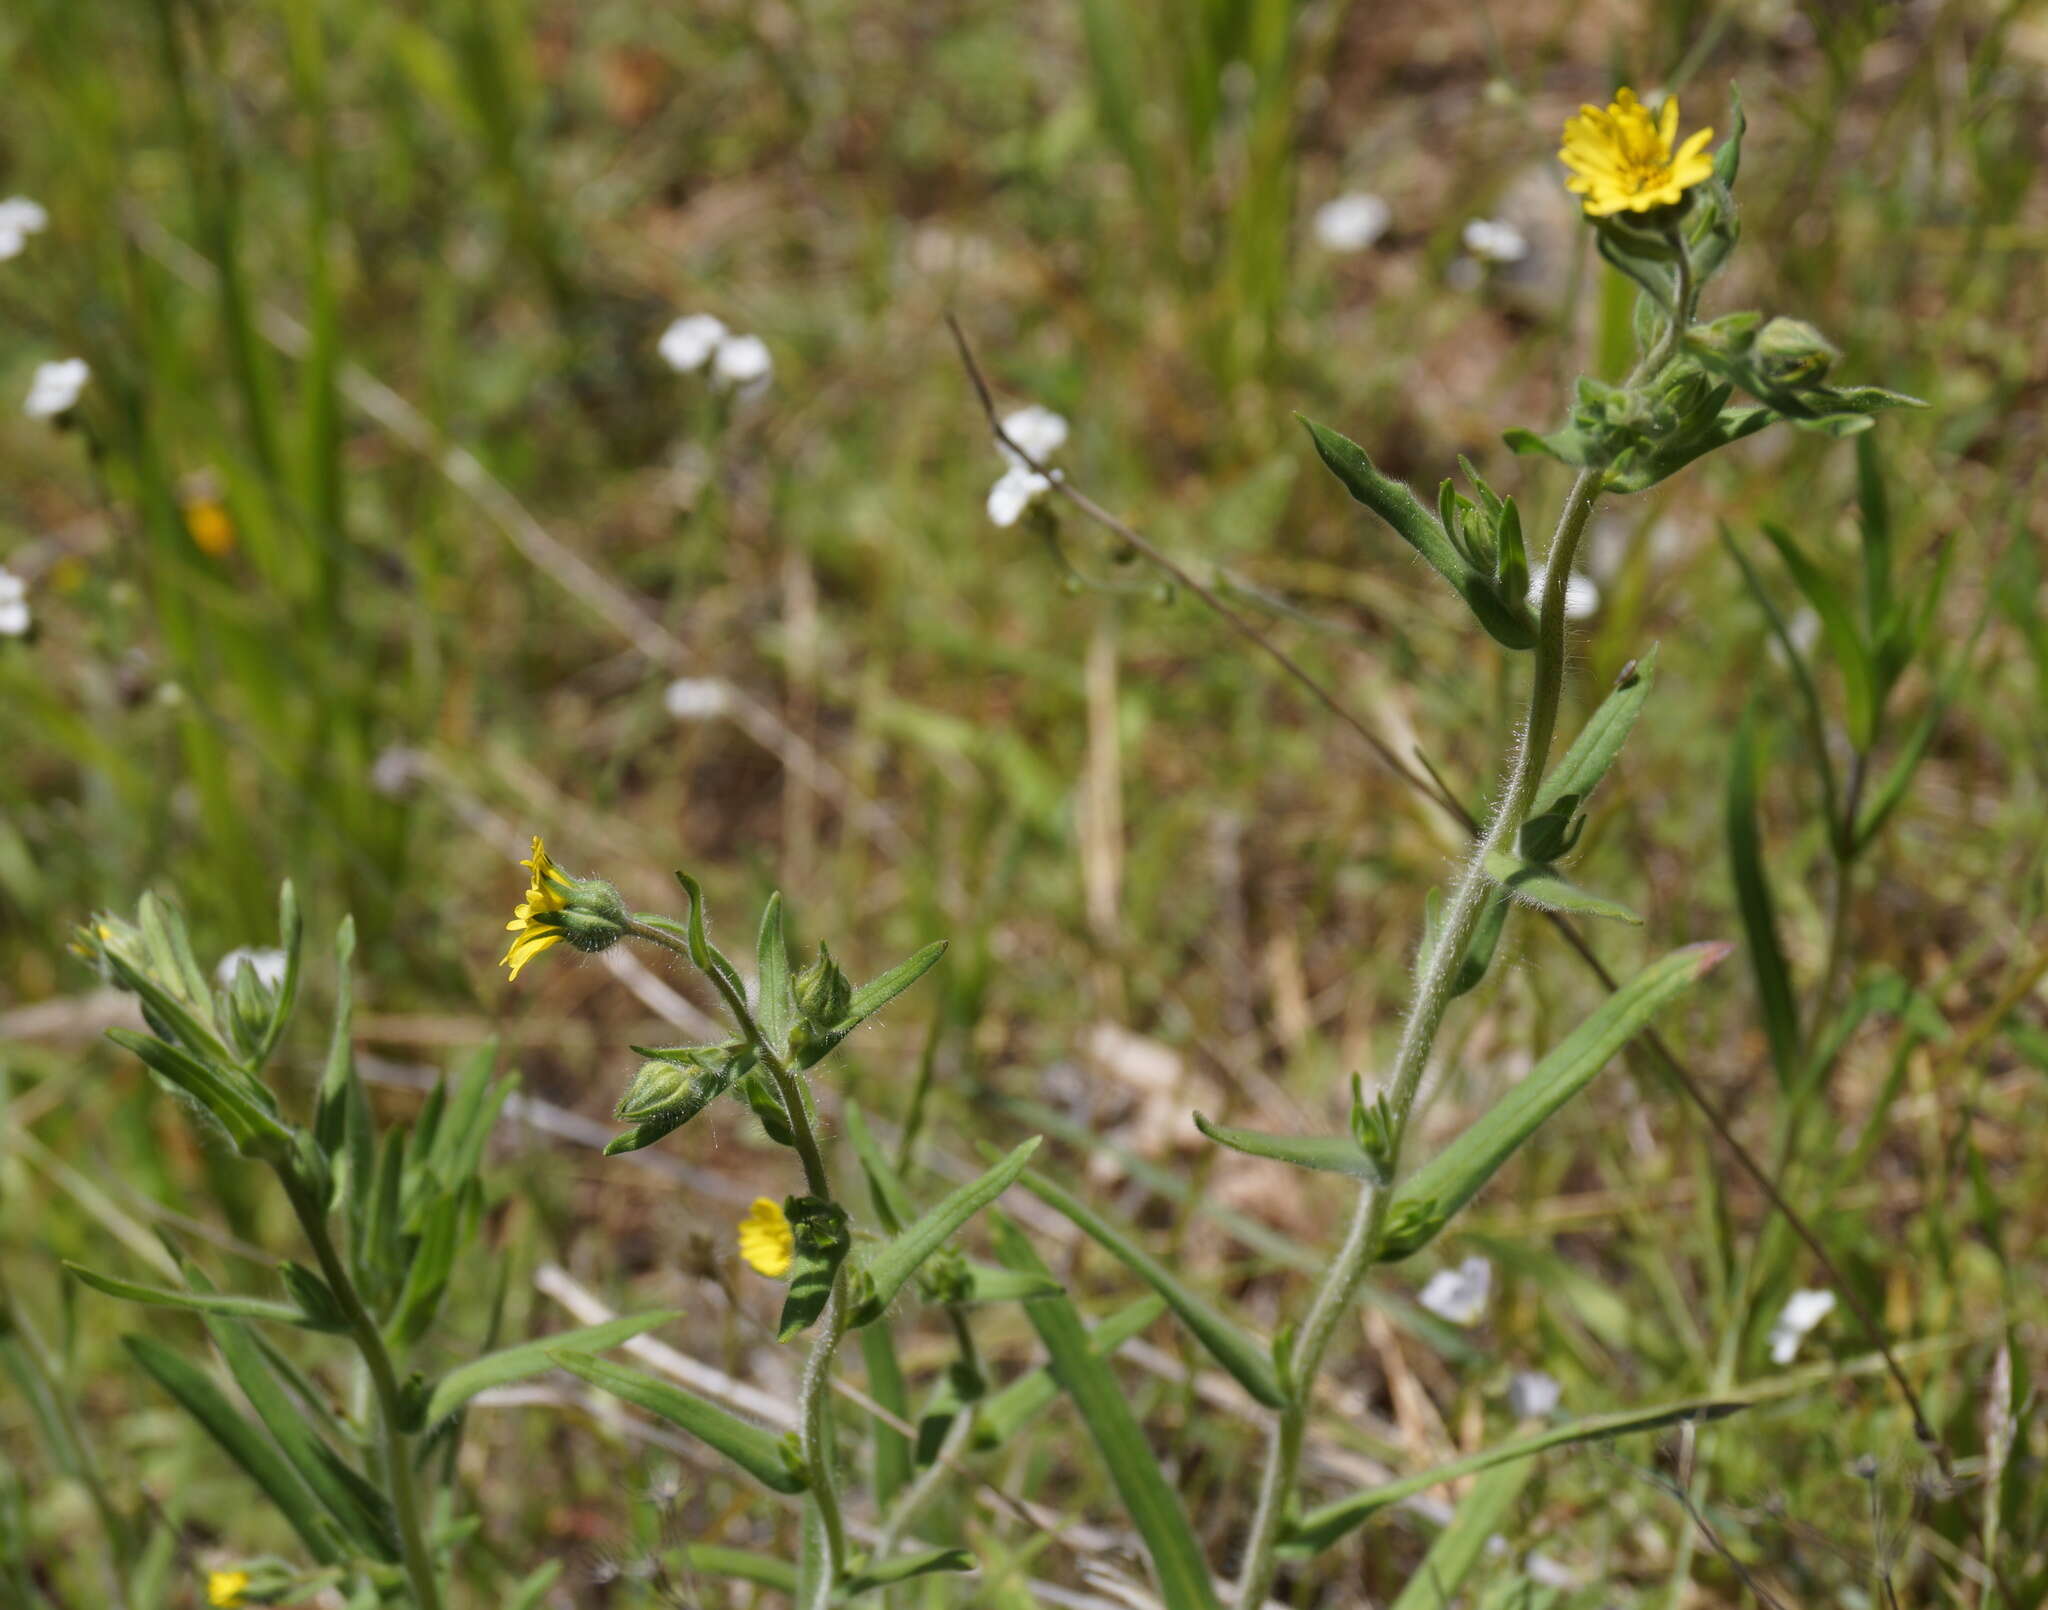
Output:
(796, 1278), (851, 1606)
(1232, 464), (1605, 1609)
(282, 1174), (443, 1610)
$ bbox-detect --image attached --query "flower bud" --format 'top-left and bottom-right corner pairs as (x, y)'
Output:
(793, 944), (853, 1030)
(1755, 316), (1836, 386)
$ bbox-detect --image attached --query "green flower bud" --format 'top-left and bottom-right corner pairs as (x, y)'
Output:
(793, 944), (853, 1030)
(1755, 316), (1836, 386)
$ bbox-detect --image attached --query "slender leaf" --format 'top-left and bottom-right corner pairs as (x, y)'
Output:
(1727, 707), (1801, 1085)
(1019, 1168), (1284, 1407)
(1386, 1462), (1533, 1610)
(974, 1296), (1165, 1451)
(552, 1351), (807, 1493)
(1483, 852), (1642, 924)
(665, 1543), (798, 1590)
(65, 1263), (322, 1330)
(841, 1548), (976, 1596)
(755, 893), (795, 1053)
(1760, 522), (1876, 748)
(842, 941), (950, 1031)
(1191, 1114), (1376, 1179)
(123, 1335), (344, 1564)
(1853, 696), (1945, 853)
(851, 1138), (1040, 1326)
(856, 1324), (913, 1510)
(1532, 645), (1659, 817)
(1382, 944), (1729, 1261)
(423, 1310), (678, 1425)
(987, 1212), (1223, 1610)
(1282, 1397), (1747, 1556)
(843, 1099), (916, 1235)
(672, 873), (747, 1004)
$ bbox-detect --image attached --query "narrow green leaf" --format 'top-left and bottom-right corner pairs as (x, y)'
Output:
(1386, 1462), (1533, 1610)
(1382, 944), (1729, 1262)
(423, 1311), (679, 1425)
(841, 1548), (976, 1596)
(973, 1296), (1165, 1451)
(987, 1213), (1223, 1610)
(856, 1324), (913, 1510)
(841, 941), (950, 1031)
(1018, 1168), (1284, 1407)
(1281, 1396), (1746, 1556)
(1853, 696), (1945, 853)
(251, 880), (302, 1068)
(506, 1562), (562, 1610)
(122, 1335), (344, 1564)
(755, 893), (795, 1053)
(65, 1263), (320, 1330)
(1727, 707), (1801, 1085)
(955, 1262), (1062, 1305)
(1191, 1114), (1376, 1179)
(842, 1099), (916, 1235)
(779, 1199), (852, 1341)
(664, 1543), (798, 1591)
(672, 873), (747, 1004)
(551, 1351), (807, 1494)
(388, 1188), (461, 1346)
(1532, 645), (1659, 818)
(105, 1028), (291, 1158)
(1482, 852), (1642, 924)
(851, 1138), (1040, 1326)
(1723, 526), (1841, 838)
(1760, 522), (1877, 749)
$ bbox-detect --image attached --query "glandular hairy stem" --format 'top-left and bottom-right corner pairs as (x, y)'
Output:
(1232, 464), (1604, 1610)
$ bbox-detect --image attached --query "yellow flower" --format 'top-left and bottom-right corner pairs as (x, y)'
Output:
(501, 835), (574, 980)
(184, 497), (236, 559)
(1559, 88), (1714, 217)
(737, 1197), (794, 1278)
(206, 1570), (250, 1608)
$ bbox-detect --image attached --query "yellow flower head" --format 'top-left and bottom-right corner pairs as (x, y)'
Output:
(738, 1197), (794, 1278)
(184, 497), (237, 559)
(207, 1570), (251, 1608)
(501, 836), (574, 980)
(1559, 88), (1714, 217)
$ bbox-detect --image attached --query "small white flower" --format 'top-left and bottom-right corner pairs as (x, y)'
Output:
(216, 947), (289, 990)
(0, 197), (49, 262)
(1507, 1370), (1561, 1418)
(998, 405), (1068, 469)
(657, 313), (729, 373)
(1527, 566), (1601, 621)
(711, 333), (773, 390)
(663, 676), (731, 720)
(1313, 191), (1391, 253)
(987, 464), (1052, 528)
(1767, 1288), (1836, 1365)
(24, 357), (89, 419)
(0, 566), (29, 637)
(1418, 1255), (1492, 1326)
(369, 745), (423, 799)
(1462, 217), (1529, 264)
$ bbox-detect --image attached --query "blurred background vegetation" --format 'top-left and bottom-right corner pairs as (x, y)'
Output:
(2, 0), (2043, 1604)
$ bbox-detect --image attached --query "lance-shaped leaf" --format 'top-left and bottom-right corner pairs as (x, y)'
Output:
(1191, 1114), (1376, 1180)
(123, 1335), (345, 1564)
(842, 1099), (916, 1233)
(841, 1549), (976, 1597)
(1281, 1396), (1747, 1556)
(665, 1544), (797, 1590)
(1759, 523), (1876, 749)
(249, 880), (303, 1067)
(973, 1296), (1165, 1451)
(778, 1198), (852, 1341)
(1379, 943), (1729, 1262)
(1482, 852), (1642, 924)
(1019, 1168), (1284, 1407)
(755, 894), (796, 1054)
(1302, 416), (1536, 650)
(1532, 646), (1660, 820)
(423, 1310), (679, 1425)
(551, 1351), (807, 1494)
(1727, 708), (1800, 1086)
(65, 1263), (328, 1331)
(792, 941), (951, 1071)
(987, 1212), (1223, 1610)
(849, 1137), (1040, 1327)
(953, 1262), (1063, 1305)
(106, 1028), (292, 1160)
(671, 873), (748, 1004)
(857, 1324), (913, 1509)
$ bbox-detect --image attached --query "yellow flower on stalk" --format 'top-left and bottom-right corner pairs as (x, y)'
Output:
(1559, 88), (1714, 217)
(738, 1197), (794, 1278)
(501, 836), (574, 980)
(206, 1570), (250, 1608)
(184, 496), (236, 559)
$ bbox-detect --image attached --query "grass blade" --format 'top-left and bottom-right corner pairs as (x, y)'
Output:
(551, 1351), (806, 1494)
(423, 1310), (679, 1425)
(851, 1137), (1040, 1325)
(1727, 706), (1801, 1085)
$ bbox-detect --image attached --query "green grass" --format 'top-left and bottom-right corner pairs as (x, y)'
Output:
(2, 0), (2044, 1605)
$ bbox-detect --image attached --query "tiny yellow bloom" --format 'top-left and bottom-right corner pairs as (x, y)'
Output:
(501, 835), (574, 980)
(184, 497), (236, 559)
(1559, 88), (1714, 217)
(738, 1197), (794, 1278)
(206, 1570), (250, 1608)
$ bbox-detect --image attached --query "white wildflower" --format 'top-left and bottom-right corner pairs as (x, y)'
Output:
(662, 676), (731, 720)
(657, 314), (729, 373)
(0, 197), (49, 262)
(1462, 217), (1529, 264)
(1527, 566), (1601, 620)
(1418, 1255), (1492, 1326)
(1767, 1288), (1836, 1365)
(0, 567), (29, 637)
(24, 357), (89, 419)
(710, 333), (772, 390)
(1313, 192), (1391, 253)
(986, 404), (1068, 528)
(216, 947), (289, 991)
(369, 745), (423, 799)
(1507, 1370), (1562, 1419)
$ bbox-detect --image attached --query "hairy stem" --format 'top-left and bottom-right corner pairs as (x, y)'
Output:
(282, 1174), (443, 1610)
(797, 1280), (851, 1607)
(1232, 465), (1604, 1609)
